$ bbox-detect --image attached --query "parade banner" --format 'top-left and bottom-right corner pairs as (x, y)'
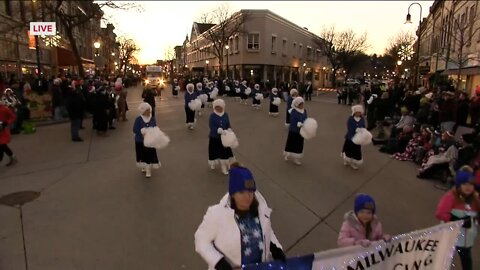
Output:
(244, 221), (462, 270)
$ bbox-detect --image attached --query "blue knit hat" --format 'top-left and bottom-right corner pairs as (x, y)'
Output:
(455, 169), (474, 188)
(354, 194), (376, 214)
(228, 166), (256, 195)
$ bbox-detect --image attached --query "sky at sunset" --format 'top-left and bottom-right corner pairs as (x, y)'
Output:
(101, 1), (434, 64)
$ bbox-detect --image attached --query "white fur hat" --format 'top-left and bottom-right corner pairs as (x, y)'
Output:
(196, 82), (203, 89)
(351, 105), (364, 115)
(272, 88), (278, 93)
(254, 84), (260, 90)
(213, 99), (225, 109)
(138, 102), (152, 114)
(242, 80), (247, 85)
(186, 83), (194, 91)
(292, 97), (304, 108)
(290, 88), (298, 95)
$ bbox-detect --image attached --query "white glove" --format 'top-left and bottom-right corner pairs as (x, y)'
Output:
(227, 128), (232, 132)
(141, 128), (147, 135)
(367, 96), (374, 104)
(372, 94), (378, 98)
(297, 122), (304, 128)
(217, 127), (224, 134)
(355, 128), (360, 133)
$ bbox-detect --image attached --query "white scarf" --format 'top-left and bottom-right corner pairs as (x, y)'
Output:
(354, 116), (361, 122)
(141, 115), (152, 124)
(214, 110), (224, 117)
(187, 89), (194, 94)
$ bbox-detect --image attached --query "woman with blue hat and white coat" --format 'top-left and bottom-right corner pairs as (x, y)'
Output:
(195, 163), (285, 270)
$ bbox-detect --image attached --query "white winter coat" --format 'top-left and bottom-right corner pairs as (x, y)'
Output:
(194, 191), (282, 269)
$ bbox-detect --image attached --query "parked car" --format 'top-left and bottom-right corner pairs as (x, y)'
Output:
(345, 78), (360, 85)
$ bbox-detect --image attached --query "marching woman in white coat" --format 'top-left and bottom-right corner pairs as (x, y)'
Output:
(208, 99), (235, 175)
(283, 97), (308, 165)
(132, 102), (160, 178)
(195, 163), (285, 270)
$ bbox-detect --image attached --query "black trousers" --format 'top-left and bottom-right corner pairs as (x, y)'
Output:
(0, 144), (13, 161)
(457, 247), (472, 270)
(305, 91), (312, 101)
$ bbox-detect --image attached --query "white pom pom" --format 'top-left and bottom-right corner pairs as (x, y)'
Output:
(175, 86), (180, 91)
(221, 130), (239, 149)
(245, 87), (252, 95)
(299, 118), (318, 140)
(235, 88), (241, 93)
(199, 94), (208, 104)
(189, 98), (202, 111)
(225, 86), (231, 92)
(272, 97), (281, 106)
(352, 128), (372, 145)
(143, 127), (170, 149)
(210, 88), (219, 99)
(255, 93), (264, 100)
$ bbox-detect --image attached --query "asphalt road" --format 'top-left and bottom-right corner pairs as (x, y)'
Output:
(0, 85), (477, 269)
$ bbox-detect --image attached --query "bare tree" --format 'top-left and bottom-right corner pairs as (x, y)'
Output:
(163, 45), (176, 83)
(314, 25), (369, 85)
(0, 1), (141, 77)
(198, 3), (250, 78)
(118, 37), (140, 75)
(385, 31), (416, 61)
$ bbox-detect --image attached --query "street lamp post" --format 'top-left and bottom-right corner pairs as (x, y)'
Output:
(94, 41), (101, 75)
(205, 60), (209, 78)
(302, 62), (306, 83)
(405, 2), (423, 89)
(225, 45), (229, 79)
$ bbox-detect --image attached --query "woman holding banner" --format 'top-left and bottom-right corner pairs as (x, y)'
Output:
(195, 163), (285, 270)
(436, 166), (480, 270)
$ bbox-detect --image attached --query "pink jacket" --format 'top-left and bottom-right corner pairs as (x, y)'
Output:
(337, 211), (386, 247)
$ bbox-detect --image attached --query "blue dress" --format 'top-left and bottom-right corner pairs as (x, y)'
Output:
(209, 113), (234, 161)
(133, 116), (160, 167)
(342, 116), (366, 161)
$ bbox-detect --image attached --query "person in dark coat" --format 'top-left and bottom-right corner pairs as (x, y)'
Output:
(456, 92), (470, 128)
(438, 91), (457, 132)
(65, 82), (85, 142)
(51, 78), (65, 121)
(304, 80), (313, 101)
(142, 88), (156, 118)
(93, 86), (110, 136)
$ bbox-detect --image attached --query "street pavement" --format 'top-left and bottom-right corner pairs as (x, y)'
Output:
(0, 85), (478, 270)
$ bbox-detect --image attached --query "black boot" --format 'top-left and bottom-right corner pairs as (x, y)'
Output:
(6, 155), (17, 167)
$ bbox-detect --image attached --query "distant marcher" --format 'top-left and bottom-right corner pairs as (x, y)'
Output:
(133, 102), (161, 178)
(342, 105), (366, 170)
(283, 97), (307, 165)
(285, 89), (299, 127)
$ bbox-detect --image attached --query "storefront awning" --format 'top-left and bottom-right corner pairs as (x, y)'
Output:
(442, 66), (480, 76)
(57, 47), (76, 66)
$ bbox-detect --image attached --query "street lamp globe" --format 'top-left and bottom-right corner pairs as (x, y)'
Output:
(397, 60), (403, 66)
(93, 41), (101, 49)
(206, 60), (209, 64)
(225, 45), (229, 50)
(303, 63), (306, 67)
(111, 52), (115, 56)
(405, 13), (412, 24)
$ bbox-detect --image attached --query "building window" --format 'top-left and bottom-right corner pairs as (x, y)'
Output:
(316, 49), (321, 62)
(282, 38), (287, 56)
(271, 35), (277, 53)
(468, 5), (475, 43)
(307, 46), (312, 60)
(19, 0), (26, 21)
(5, 0), (12, 16)
(247, 33), (260, 50)
(299, 44), (303, 59)
(293, 42), (297, 57)
(235, 35), (240, 53)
